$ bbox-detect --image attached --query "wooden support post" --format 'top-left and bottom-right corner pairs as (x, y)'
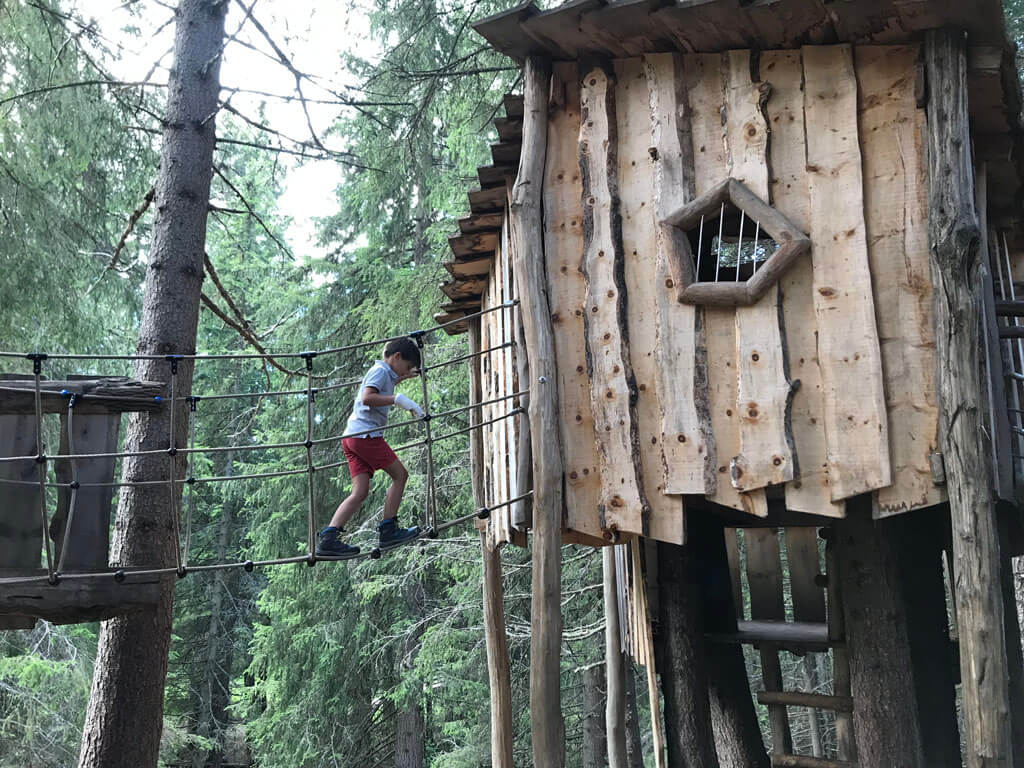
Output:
(833, 497), (926, 765)
(604, 546), (629, 768)
(824, 530), (856, 764)
(511, 55), (565, 768)
(925, 28), (1014, 767)
(480, 530), (514, 768)
(583, 663), (607, 768)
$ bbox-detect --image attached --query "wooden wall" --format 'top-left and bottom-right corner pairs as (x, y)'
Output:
(479, 44), (946, 546)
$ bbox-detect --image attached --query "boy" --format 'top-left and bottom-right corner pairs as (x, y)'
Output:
(315, 338), (425, 558)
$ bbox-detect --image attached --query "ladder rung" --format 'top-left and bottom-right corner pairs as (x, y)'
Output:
(771, 755), (858, 768)
(757, 690), (854, 712)
(996, 300), (1024, 317)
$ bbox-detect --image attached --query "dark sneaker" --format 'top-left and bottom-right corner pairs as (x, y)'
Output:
(315, 529), (360, 559)
(378, 520), (421, 550)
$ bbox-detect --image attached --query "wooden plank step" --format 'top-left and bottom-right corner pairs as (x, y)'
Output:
(477, 165), (513, 189)
(503, 93), (524, 118)
(706, 619), (838, 651)
(468, 186), (506, 214)
(458, 211), (503, 235)
(444, 258), (492, 279)
(449, 231), (499, 259)
(494, 116), (523, 142)
(0, 378), (163, 415)
(757, 690), (854, 712)
(995, 299), (1024, 316)
(771, 755), (858, 768)
(491, 142), (521, 166)
(0, 569), (163, 625)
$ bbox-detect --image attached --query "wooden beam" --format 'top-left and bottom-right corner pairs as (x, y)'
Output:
(458, 211), (504, 235)
(0, 378), (163, 415)
(0, 570), (163, 624)
(443, 258), (492, 278)
(469, 186), (507, 214)
(495, 116), (523, 142)
(770, 756), (857, 768)
(511, 56), (565, 768)
(480, 530), (514, 767)
(449, 232), (499, 259)
(925, 28), (1014, 767)
(757, 691), (853, 713)
(579, 61), (649, 537)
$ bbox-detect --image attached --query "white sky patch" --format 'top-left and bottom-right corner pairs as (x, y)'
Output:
(71, 0), (380, 261)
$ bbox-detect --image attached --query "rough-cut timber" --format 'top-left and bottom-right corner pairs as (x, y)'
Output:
(0, 571), (163, 623)
(833, 498), (926, 766)
(856, 45), (944, 517)
(725, 50), (796, 493)
(803, 44), (891, 503)
(579, 62), (649, 537)
(644, 52), (713, 497)
(0, 415), (42, 575)
(684, 51), (765, 516)
(926, 29), (1013, 767)
(615, 56), (683, 545)
(765, 49), (844, 517)
(78, 1), (227, 763)
(511, 56), (565, 768)
(544, 62), (603, 541)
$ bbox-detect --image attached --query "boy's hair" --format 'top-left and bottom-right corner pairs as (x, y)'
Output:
(384, 337), (421, 368)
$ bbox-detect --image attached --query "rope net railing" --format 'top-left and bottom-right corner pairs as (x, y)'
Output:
(0, 300), (528, 587)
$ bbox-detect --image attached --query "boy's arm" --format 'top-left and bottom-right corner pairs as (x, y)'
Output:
(361, 386), (395, 407)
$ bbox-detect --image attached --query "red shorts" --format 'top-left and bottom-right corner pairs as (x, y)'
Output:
(341, 436), (398, 478)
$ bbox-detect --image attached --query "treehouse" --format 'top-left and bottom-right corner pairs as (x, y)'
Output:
(438, 0), (1024, 765)
(0, 377), (164, 629)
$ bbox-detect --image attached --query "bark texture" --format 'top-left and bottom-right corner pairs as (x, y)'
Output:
(78, 1), (226, 765)
(583, 664), (608, 768)
(925, 28), (1013, 768)
(833, 498), (926, 767)
(604, 546), (629, 768)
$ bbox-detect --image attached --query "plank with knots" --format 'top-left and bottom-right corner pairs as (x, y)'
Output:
(644, 52), (714, 499)
(544, 62), (605, 542)
(763, 50), (845, 518)
(579, 62), (649, 536)
(684, 52), (767, 517)
(725, 49), (797, 493)
(615, 56), (684, 545)
(803, 44), (891, 502)
(855, 45), (944, 517)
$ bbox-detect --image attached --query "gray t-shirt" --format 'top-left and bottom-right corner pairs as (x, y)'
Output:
(344, 360), (399, 438)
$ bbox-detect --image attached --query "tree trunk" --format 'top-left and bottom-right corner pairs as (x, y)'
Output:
(698, 519), (769, 768)
(481, 530), (514, 767)
(396, 578), (426, 768)
(78, 2), (226, 765)
(801, 656), (823, 759)
(604, 546), (629, 768)
(510, 55), (565, 768)
(833, 497), (926, 766)
(395, 706), (425, 768)
(925, 28), (1013, 767)
(583, 664), (607, 768)
(655, 541), (719, 768)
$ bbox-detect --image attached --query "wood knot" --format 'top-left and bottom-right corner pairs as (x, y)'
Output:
(817, 286), (836, 297)
(569, 471), (579, 480)
(603, 332), (611, 340)
(551, 312), (561, 322)
(605, 389), (615, 399)
(576, 414), (583, 422)
(665, 278), (674, 288)
(612, 364), (620, 373)
(726, 409), (733, 417)
(607, 290), (615, 298)
(610, 496), (625, 508)
(576, 365), (584, 373)
(650, 436), (657, 445)
(772, 456), (783, 466)
(747, 407), (759, 418)
(751, 352), (760, 362)
(648, 147), (659, 160)
(678, 434), (686, 443)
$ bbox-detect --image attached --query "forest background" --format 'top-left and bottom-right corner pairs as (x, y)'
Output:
(1, 1), (1022, 766)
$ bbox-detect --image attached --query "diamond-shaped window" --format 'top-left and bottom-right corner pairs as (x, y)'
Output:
(661, 178), (811, 306)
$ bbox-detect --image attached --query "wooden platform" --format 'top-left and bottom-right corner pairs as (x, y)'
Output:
(0, 569), (164, 624)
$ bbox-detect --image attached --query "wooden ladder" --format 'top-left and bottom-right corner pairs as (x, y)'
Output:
(710, 526), (858, 768)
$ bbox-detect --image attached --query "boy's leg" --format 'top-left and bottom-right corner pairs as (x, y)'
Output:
(328, 472), (371, 529)
(380, 459), (409, 521)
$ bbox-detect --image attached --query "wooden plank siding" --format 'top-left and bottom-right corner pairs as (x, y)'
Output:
(544, 62), (605, 542)
(855, 45), (944, 517)
(803, 44), (891, 503)
(685, 52), (767, 516)
(615, 57), (684, 545)
(644, 52), (714, 499)
(725, 50), (797, 493)
(765, 50), (846, 518)
(579, 63), (650, 536)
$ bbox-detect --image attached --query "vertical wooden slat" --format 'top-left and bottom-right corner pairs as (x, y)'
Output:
(723, 527), (745, 620)
(544, 62), (604, 541)
(825, 529), (857, 762)
(496, 230), (509, 515)
(469, 323), (488, 537)
(856, 44), (945, 517)
(765, 49), (845, 518)
(803, 44), (891, 502)
(0, 414), (43, 570)
(725, 50), (796, 493)
(615, 57), (684, 545)
(684, 52), (767, 516)
(579, 62), (649, 536)
(746, 527), (792, 755)
(53, 413), (119, 571)
(645, 51), (713, 499)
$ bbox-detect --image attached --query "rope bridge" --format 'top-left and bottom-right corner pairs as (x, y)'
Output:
(0, 301), (530, 587)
